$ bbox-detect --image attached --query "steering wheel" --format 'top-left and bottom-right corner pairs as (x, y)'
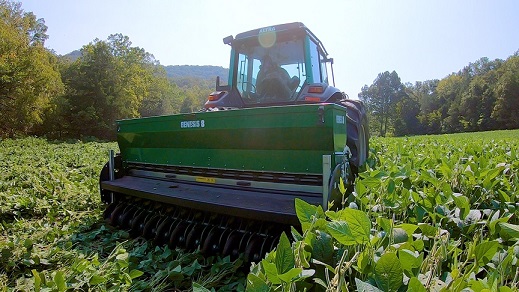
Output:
(240, 81), (260, 102)
(259, 77), (292, 102)
(240, 81), (257, 93)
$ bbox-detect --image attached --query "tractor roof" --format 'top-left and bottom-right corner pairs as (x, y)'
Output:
(232, 22), (329, 56)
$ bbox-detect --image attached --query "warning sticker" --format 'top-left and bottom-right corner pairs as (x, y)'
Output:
(196, 176), (216, 184)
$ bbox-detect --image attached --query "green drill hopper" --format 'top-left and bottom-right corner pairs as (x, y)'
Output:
(100, 22), (369, 262)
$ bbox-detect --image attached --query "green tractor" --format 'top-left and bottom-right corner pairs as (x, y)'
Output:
(100, 22), (369, 262)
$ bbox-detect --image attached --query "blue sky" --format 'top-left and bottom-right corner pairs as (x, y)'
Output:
(21, 0), (519, 97)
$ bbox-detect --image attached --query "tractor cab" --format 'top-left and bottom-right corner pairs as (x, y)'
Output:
(205, 22), (340, 109)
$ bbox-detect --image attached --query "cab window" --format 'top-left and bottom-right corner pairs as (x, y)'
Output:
(320, 53), (329, 84)
(308, 41), (321, 83)
(235, 38), (305, 104)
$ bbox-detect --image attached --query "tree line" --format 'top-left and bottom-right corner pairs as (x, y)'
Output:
(359, 54), (519, 137)
(0, 1), (212, 140)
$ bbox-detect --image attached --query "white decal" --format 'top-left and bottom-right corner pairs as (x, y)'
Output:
(259, 26), (276, 33)
(336, 115), (345, 124)
(180, 120), (205, 128)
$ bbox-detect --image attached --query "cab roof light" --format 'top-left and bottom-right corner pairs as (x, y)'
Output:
(304, 97), (321, 102)
(308, 86), (324, 94)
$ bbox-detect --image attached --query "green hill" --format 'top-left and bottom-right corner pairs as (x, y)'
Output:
(62, 51), (228, 81)
(163, 65), (229, 81)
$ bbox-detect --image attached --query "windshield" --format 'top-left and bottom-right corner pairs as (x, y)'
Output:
(235, 38), (306, 104)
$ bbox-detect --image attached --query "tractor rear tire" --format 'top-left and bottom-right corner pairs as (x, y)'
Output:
(341, 99), (369, 174)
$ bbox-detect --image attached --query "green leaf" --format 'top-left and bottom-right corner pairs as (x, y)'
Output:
(129, 269), (144, 279)
(440, 181), (453, 196)
(474, 241), (500, 267)
(326, 221), (356, 245)
(392, 228), (409, 244)
(339, 177), (347, 194)
(310, 230), (334, 264)
(398, 249), (422, 277)
(453, 194), (470, 220)
(387, 179), (395, 194)
(469, 279), (489, 291)
(278, 267), (303, 283)
(295, 198), (323, 231)
(246, 273), (270, 292)
(262, 261), (281, 284)
(54, 271), (67, 292)
(412, 239), (424, 252)
(377, 217), (392, 233)
(275, 232), (294, 274)
(418, 223), (437, 237)
(414, 205), (427, 222)
(355, 278), (384, 292)
(31, 270), (41, 292)
(407, 277), (426, 292)
(489, 215), (510, 236)
(192, 282), (212, 292)
(357, 249), (371, 274)
(498, 222), (519, 240)
(362, 176), (382, 189)
(184, 260), (202, 276)
(291, 226), (303, 241)
(335, 208), (371, 244)
(482, 167), (502, 190)
(396, 223), (418, 236)
(24, 238), (34, 250)
(89, 275), (106, 285)
(374, 252), (403, 292)
(355, 179), (367, 197)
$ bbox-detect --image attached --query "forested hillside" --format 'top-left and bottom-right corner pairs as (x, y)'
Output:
(63, 52), (229, 83)
(164, 65), (228, 81)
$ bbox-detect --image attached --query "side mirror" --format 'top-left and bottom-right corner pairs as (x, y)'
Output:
(223, 35), (234, 45)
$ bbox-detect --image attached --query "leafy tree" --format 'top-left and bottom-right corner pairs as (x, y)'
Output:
(179, 85), (208, 113)
(58, 34), (179, 139)
(456, 58), (502, 132)
(406, 80), (441, 134)
(139, 72), (183, 117)
(492, 55), (519, 129)
(0, 0), (63, 137)
(435, 74), (464, 133)
(359, 71), (406, 136)
(393, 86), (421, 136)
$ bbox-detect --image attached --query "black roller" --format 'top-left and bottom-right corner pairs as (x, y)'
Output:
(118, 205), (139, 229)
(200, 226), (223, 255)
(154, 217), (173, 246)
(169, 221), (189, 248)
(222, 231), (244, 260)
(103, 202), (118, 221)
(109, 203), (127, 226)
(142, 215), (161, 239)
(130, 210), (149, 237)
(185, 223), (204, 250)
(104, 196), (287, 263)
(244, 235), (265, 263)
